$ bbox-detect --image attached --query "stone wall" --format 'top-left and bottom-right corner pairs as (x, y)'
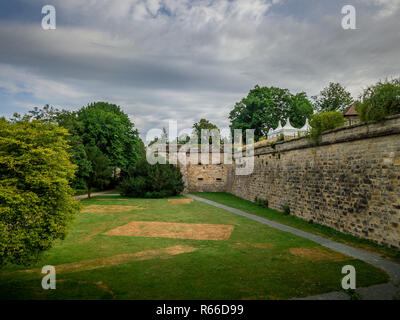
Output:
(160, 148), (233, 193)
(229, 115), (400, 249)
(167, 115), (400, 248)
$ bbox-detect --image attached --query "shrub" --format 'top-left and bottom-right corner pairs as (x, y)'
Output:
(282, 204), (291, 215)
(255, 197), (269, 208)
(119, 159), (184, 198)
(309, 111), (345, 142)
(262, 199), (269, 208)
(356, 78), (400, 122)
(119, 176), (148, 198)
(0, 119), (81, 266)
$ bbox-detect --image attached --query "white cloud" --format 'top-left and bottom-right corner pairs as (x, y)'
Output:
(360, 0), (400, 18)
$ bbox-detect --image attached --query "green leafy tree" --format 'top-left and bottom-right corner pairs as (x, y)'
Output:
(229, 85), (313, 142)
(77, 102), (142, 173)
(0, 119), (80, 266)
(192, 119), (220, 144)
(356, 78), (400, 122)
(21, 106), (91, 190)
(85, 145), (113, 198)
(312, 82), (354, 113)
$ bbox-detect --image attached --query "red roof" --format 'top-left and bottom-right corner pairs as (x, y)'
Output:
(343, 102), (358, 116)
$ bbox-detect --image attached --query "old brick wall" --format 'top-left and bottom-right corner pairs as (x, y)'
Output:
(230, 115), (400, 249)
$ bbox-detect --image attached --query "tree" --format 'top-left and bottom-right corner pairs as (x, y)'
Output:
(77, 102), (142, 173)
(85, 145), (113, 198)
(229, 85), (313, 142)
(52, 109), (92, 190)
(19, 106), (91, 191)
(312, 82), (354, 113)
(192, 119), (220, 144)
(0, 119), (80, 266)
(356, 78), (400, 122)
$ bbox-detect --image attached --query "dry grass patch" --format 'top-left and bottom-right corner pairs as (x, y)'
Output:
(168, 199), (193, 204)
(8, 245), (197, 276)
(250, 243), (274, 249)
(289, 247), (350, 262)
(81, 205), (143, 213)
(104, 221), (234, 241)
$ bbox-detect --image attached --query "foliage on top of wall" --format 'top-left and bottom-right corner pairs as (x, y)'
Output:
(308, 111), (346, 143)
(356, 78), (400, 123)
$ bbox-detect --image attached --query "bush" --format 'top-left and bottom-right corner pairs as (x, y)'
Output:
(0, 119), (80, 266)
(309, 111), (345, 142)
(282, 204), (291, 215)
(119, 159), (184, 198)
(356, 78), (400, 122)
(255, 197), (269, 208)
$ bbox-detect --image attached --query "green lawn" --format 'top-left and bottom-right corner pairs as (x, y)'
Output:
(0, 195), (389, 300)
(191, 192), (400, 264)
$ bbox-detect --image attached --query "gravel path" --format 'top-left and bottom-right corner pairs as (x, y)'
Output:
(75, 191), (120, 200)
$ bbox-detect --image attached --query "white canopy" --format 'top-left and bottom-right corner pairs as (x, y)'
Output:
(267, 118), (310, 139)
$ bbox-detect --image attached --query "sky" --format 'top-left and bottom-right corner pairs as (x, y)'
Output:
(0, 0), (399, 141)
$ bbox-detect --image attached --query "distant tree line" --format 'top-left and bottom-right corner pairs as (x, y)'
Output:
(229, 78), (400, 143)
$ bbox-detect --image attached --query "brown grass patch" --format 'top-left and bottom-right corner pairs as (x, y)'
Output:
(250, 243), (274, 249)
(8, 245), (197, 276)
(81, 205), (143, 213)
(289, 247), (350, 262)
(104, 221), (234, 240)
(168, 199), (193, 204)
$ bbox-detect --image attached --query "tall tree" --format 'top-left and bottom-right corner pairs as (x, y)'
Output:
(85, 145), (113, 198)
(229, 85), (313, 142)
(77, 102), (142, 173)
(0, 119), (80, 266)
(192, 118), (220, 144)
(22, 106), (91, 190)
(312, 82), (354, 113)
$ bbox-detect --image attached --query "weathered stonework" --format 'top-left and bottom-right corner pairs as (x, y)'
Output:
(169, 115), (400, 249)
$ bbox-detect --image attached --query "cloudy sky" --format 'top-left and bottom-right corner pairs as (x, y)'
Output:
(0, 0), (399, 140)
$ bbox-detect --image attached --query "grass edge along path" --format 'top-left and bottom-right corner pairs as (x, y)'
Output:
(190, 192), (400, 264)
(187, 193), (400, 286)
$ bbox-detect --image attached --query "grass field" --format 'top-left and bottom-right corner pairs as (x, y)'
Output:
(0, 195), (389, 300)
(191, 192), (400, 264)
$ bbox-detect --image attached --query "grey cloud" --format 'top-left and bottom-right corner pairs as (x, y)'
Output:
(0, 0), (399, 137)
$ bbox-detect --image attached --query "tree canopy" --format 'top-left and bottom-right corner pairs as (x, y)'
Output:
(312, 82), (354, 113)
(192, 118), (220, 144)
(77, 102), (143, 172)
(0, 119), (80, 266)
(20, 103), (145, 196)
(229, 85), (313, 142)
